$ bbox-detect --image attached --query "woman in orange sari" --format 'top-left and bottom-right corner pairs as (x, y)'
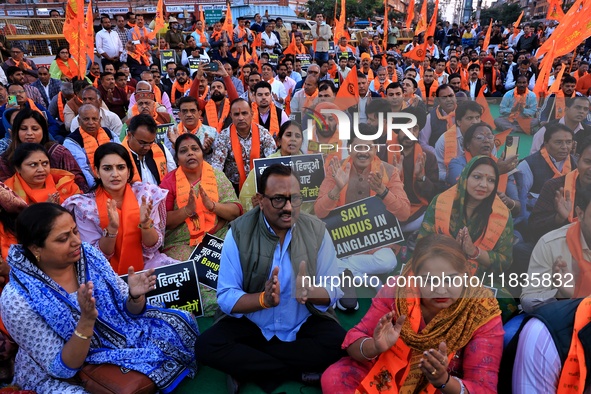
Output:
(321, 234), (503, 394)
(64, 143), (178, 275)
(4, 143), (80, 205)
(49, 47), (78, 82)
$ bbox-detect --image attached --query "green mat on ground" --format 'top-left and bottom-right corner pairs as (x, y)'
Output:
(174, 288), (377, 393)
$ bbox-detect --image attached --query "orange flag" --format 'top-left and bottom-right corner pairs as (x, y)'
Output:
(63, 0), (85, 78)
(549, 65), (566, 94)
(534, 40), (556, 99)
(199, 6), (205, 24)
(334, 0), (347, 44)
(283, 38), (297, 55)
(494, 128), (513, 152)
(147, 0), (165, 40)
(84, 1), (94, 63)
(547, 0), (565, 21)
(336, 65), (359, 110)
(383, 1), (388, 52)
(482, 19), (492, 55)
(404, 0), (437, 62)
(414, 0), (428, 36)
(513, 11), (524, 29)
(477, 88), (495, 127)
(537, 0), (591, 59)
(406, 0), (415, 29)
(223, 2), (234, 45)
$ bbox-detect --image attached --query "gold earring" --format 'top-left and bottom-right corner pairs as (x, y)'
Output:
(35, 254), (40, 263)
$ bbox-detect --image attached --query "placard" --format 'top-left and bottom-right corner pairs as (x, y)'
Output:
(120, 260), (203, 317)
(156, 123), (173, 144)
(269, 54), (279, 66)
(188, 233), (223, 290)
(322, 196), (404, 258)
(295, 54), (312, 71)
(289, 111), (301, 124)
(253, 154), (325, 202)
(205, 9), (224, 25)
(160, 50), (176, 68)
(188, 58), (200, 75)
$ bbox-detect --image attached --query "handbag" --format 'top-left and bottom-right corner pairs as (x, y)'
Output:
(76, 364), (156, 394)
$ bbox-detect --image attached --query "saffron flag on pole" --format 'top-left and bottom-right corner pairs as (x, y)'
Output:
(406, 0), (415, 29)
(513, 11), (524, 29)
(404, 0), (438, 62)
(533, 40), (556, 99)
(147, 0), (165, 40)
(477, 88), (495, 127)
(494, 128), (513, 151)
(84, 0), (94, 64)
(482, 19), (493, 55)
(547, 0), (565, 21)
(336, 65), (359, 110)
(223, 2), (234, 45)
(63, 0), (85, 78)
(537, 0), (591, 59)
(334, 0), (347, 44)
(283, 38), (297, 55)
(549, 65), (566, 94)
(414, 0), (428, 36)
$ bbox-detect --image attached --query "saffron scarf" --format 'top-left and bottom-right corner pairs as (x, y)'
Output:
(57, 92), (65, 122)
(357, 279), (500, 394)
(177, 120), (202, 135)
(509, 88), (533, 134)
(96, 184), (143, 275)
(56, 58), (77, 80)
(79, 127), (112, 175)
(5, 169), (79, 205)
(128, 50), (151, 67)
(171, 80), (191, 105)
(337, 156), (389, 206)
(540, 146), (572, 178)
(11, 58), (31, 71)
(230, 123), (261, 189)
(121, 136), (167, 183)
(564, 169), (579, 223)
(435, 106), (455, 128)
(204, 99), (230, 133)
(175, 163), (219, 246)
(252, 102), (280, 137)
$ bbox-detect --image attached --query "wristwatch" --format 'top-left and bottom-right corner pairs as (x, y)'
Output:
(417, 175), (426, 182)
(102, 228), (118, 238)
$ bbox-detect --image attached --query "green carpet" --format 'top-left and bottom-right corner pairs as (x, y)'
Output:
(174, 291), (376, 393)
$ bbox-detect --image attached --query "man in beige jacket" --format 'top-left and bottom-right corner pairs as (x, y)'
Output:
(311, 13), (332, 62)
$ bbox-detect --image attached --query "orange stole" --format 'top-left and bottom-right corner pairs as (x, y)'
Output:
(566, 222), (591, 298)
(508, 88), (533, 134)
(418, 79), (439, 106)
(121, 137), (167, 183)
(56, 59), (77, 80)
(175, 163), (219, 246)
(565, 169), (579, 222)
(556, 297), (591, 394)
(434, 186), (509, 274)
(96, 185), (143, 275)
(554, 90), (573, 120)
(204, 99), (230, 133)
(541, 147), (572, 178)
(79, 127), (112, 174)
(373, 78), (392, 97)
(463, 153), (509, 193)
(177, 121), (202, 135)
(230, 123), (261, 189)
(252, 103), (280, 137)
(57, 92), (65, 122)
(171, 80), (191, 104)
(5, 169), (79, 205)
(443, 126), (458, 169)
(356, 292), (455, 394)
(337, 156), (389, 206)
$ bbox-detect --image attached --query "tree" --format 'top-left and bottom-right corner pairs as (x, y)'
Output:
(306, 0), (381, 23)
(478, 3), (521, 26)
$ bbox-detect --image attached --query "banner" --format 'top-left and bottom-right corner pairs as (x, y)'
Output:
(322, 196), (404, 258)
(160, 50), (176, 68)
(156, 123), (173, 144)
(296, 54), (312, 70)
(269, 54), (279, 66)
(188, 233), (223, 290)
(120, 261), (204, 317)
(253, 154), (325, 202)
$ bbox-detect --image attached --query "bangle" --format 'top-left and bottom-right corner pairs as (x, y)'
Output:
(508, 199), (516, 210)
(468, 247), (481, 260)
(138, 220), (154, 230)
(184, 206), (196, 218)
(208, 201), (216, 212)
(451, 376), (465, 394)
(74, 329), (92, 340)
(259, 291), (269, 309)
(434, 372), (451, 389)
(359, 337), (378, 361)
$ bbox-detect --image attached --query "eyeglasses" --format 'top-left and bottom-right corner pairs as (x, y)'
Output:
(263, 193), (303, 209)
(473, 135), (495, 142)
(130, 133), (155, 147)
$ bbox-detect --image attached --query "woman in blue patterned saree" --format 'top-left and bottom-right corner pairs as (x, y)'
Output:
(0, 203), (199, 393)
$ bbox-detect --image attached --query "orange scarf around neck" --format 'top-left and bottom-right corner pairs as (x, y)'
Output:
(56, 58), (77, 80)
(171, 80), (191, 104)
(79, 127), (112, 174)
(204, 98), (230, 132)
(230, 123), (261, 189)
(540, 146), (571, 179)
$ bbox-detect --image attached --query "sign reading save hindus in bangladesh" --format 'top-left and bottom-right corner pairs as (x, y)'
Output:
(189, 233), (223, 290)
(120, 261), (204, 317)
(253, 154), (325, 202)
(322, 196), (404, 258)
